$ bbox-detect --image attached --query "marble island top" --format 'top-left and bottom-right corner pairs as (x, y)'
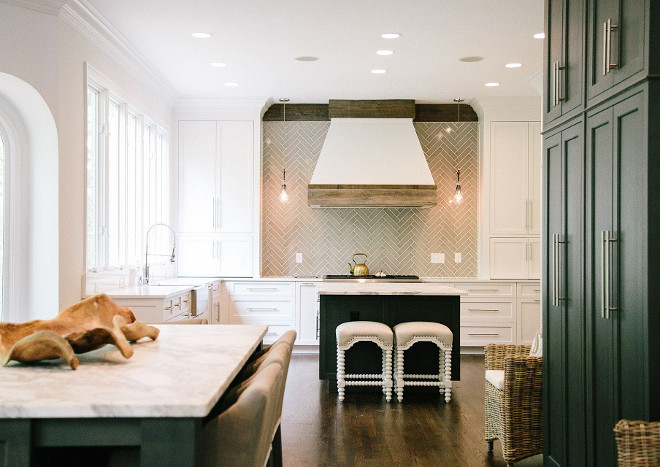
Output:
(317, 282), (466, 295)
(0, 324), (267, 419)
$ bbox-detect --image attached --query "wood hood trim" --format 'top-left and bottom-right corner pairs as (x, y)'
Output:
(308, 184), (437, 208)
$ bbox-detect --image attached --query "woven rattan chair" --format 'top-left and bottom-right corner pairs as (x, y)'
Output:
(614, 419), (660, 466)
(484, 344), (543, 466)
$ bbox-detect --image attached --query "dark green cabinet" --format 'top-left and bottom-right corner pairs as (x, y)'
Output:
(544, 0), (585, 126)
(318, 294), (460, 384)
(585, 89), (647, 466)
(586, 0), (647, 103)
(544, 121), (586, 467)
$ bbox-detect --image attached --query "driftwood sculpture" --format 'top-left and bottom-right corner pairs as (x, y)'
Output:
(0, 294), (159, 369)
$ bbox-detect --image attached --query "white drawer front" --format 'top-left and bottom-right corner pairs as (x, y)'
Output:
(231, 282), (294, 297)
(518, 283), (541, 298)
(231, 300), (294, 320)
(460, 301), (514, 321)
(262, 325), (295, 345)
(460, 325), (515, 346)
(458, 282), (515, 297)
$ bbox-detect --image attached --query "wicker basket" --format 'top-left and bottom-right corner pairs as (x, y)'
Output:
(485, 344), (543, 465)
(614, 419), (660, 466)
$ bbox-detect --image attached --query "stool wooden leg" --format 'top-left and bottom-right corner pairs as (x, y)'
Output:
(396, 349), (404, 402)
(337, 346), (345, 402)
(443, 348), (452, 403)
(384, 349), (392, 402)
(438, 348), (445, 396)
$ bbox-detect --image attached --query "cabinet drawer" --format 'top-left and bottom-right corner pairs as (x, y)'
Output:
(262, 325), (295, 345)
(231, 300), (294, 320)
(458, 282), (515, 297)
(518, 283), (541, 298)
(230, 282), (294, 297)
(460, 325), (515, 346)
(460, 301), (514, 321)
(164, 292), (193, 321)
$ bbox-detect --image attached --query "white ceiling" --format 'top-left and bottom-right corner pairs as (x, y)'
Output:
(85, 0), (545, 103)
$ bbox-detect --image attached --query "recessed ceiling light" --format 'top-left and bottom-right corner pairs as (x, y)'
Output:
(485, 82), (500, 87)
(534, 32), (545, 39)
(380, 33), (400, 39)
(376, 50), (394, 56)
(460, 56), (484, 63)
(371, 69), (387, 74)
(191, 32), (212, 39)
(505, 62), (523, 68)
(210, 62), (227, 67)
(224, 82), (239, 87)
(295, 56), (319, 62)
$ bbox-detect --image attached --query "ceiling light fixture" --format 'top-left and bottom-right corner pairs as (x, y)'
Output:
(191, 32), (212, 39)
(381, 33), (401, 39)
(505, 62), (522, 68)
(371, 69), (386, 74)
(210, 62), (227, 67)
(485, 82), (500, 87)
(376, 50), (394, 56)
(453, 170), (463, 205)
(534, 32), (545, 39)
(224, 82), (239, 87)
(460, 56), (484, 63)
(279, 98), (290, 204)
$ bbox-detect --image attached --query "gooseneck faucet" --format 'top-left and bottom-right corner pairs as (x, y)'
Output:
(144, 223), (176, 285)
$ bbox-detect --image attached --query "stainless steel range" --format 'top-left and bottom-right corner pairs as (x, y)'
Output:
(323, 274), (421, 283)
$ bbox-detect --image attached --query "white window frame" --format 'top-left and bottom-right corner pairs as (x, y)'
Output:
(85, 73), (170, 273)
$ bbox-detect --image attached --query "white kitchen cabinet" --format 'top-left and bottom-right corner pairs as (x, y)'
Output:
(177, 234), (252, 277)
(458, 281), (516, 346)
(110, 289), (193, 323)
(178, 120), (254, 277)
(222, 280), (295, 344)
(516, 282), (541, 345)
(209, 280), (222, 324)
(489, 238), (540, 280)
(490, 121), (542, 236)
(296, 281), (319, 345)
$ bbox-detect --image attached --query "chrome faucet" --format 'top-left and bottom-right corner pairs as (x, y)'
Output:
(144, 223), (176, 285)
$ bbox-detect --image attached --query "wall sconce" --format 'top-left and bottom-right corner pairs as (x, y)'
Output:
(279, 97), (290, 203)
(450, 169), (463, 205)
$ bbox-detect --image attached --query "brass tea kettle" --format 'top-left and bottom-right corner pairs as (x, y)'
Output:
(349, 253), (369, 276)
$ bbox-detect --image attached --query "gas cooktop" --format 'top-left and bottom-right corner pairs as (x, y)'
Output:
(323, 274), (421, 283)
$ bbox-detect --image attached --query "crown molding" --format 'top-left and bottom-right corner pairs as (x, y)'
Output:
(60, 0), (179, 104)
(0, 0), (66, 15)
(175, 97), (271, 112)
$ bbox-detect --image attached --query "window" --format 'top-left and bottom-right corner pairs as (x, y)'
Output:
(86, 80), (169, 271)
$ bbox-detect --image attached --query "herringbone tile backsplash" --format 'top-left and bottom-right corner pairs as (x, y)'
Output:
(262, 121), (478, 277)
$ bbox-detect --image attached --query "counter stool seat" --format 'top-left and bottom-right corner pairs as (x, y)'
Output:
(393, 321), (453, 403)
(336, 321), (393, 402)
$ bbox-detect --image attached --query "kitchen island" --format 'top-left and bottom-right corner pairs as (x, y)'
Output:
(0, 324), (267, 467)
(318, 283), (465, 390)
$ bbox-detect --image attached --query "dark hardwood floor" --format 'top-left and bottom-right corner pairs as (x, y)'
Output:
(281, 353), (543, 466)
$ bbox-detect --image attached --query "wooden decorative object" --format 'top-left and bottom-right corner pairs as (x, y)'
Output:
(308, 184), (437, 207)
(0, 294), (160, 369)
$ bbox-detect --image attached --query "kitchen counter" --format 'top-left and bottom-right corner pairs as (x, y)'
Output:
(86, 284), (195, 299)
(317, 282), (466, 295)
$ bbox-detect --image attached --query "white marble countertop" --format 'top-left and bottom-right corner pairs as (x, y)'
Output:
(85, 284), (196, 299)
(317, 282), (467, 295)
(0, 324), (267, 419)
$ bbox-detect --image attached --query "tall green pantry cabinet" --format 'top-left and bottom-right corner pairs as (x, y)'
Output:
(542, 1), (660, 466)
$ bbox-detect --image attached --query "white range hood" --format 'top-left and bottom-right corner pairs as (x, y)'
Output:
(308, 118), (437, 207)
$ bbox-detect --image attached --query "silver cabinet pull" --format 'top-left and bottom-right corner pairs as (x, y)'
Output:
(553, 61), (558, 106)
(467, 308), (500, 313)
(212, 197), (217, 230)
(604, 231), (618, 319)
(603, 22), (608, 75)
(246, 307), (279, 312)
(468, 333), (500, 337)
(606, 19), (619, 73)
(247, 287), (279, 292)
(553, 234), (558, 306)
(601, 230), (606, 317)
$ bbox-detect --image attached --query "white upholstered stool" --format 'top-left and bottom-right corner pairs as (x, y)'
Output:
(336, 321), (394, 402)
(393, 321), (453, 403)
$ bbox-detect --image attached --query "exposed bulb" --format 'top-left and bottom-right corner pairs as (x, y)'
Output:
(279, 184), (289, 203)
(454, 185), (463, 204)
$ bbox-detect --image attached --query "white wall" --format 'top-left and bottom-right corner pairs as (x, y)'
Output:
(471, 96), (542, 278)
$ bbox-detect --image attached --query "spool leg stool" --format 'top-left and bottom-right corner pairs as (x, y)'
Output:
(336, 321), (393, 402)
(393, 321), (453, 403)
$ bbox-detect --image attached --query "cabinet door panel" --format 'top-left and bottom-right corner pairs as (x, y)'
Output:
(297, 282), (320, 345)
(178, 121), (216, 233)
(177, 235), (220, 276)
(529, 123), (543, 234)
(490, 238), (528, 279)
(588, 0), (617, 97)
(517, 299), (541, 345)
(529, 239), (541, 280)
(563, 0), (585, 114)
(545, 0), (564, 122)
(490, 122), (529, 235)
(587, 107), (615, 467)
(217, 121), (253, 233)
(616, 0), (646, 85)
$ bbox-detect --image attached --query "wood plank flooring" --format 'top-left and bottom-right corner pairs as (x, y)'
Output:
(281, 353), (543, 466)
